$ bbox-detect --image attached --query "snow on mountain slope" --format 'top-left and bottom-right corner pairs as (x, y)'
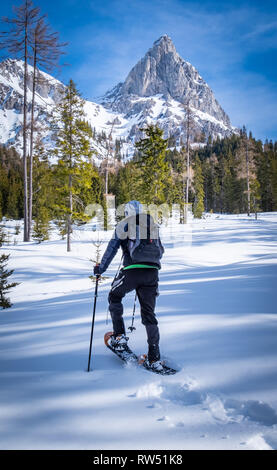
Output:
(101, 35), (237, 143)
(0, 59), (133, 161)
(0, 58), (64, 153)
(0, 212), (277, 449)
(0, 36), (237, 160)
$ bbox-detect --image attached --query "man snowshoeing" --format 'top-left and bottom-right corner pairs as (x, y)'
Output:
(94, 200), (164, 372)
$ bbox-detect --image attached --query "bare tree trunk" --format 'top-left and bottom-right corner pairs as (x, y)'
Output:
(186, 142), (190, 205)
(185, 100), (192, 204)
(181, 158), (186, 223)
(104, 119), (116, 195)
(0, 0), (44, 241)
(27, 17), (67, 239)
(67, 95), (73, 252)
(185, 101), (191, 223)
(246, 138), (250, 216)
(67, 173), (72, 252)
(105, 162), (109, 195)
(28, 48), (37, 240)
(23, 16), (29, 242)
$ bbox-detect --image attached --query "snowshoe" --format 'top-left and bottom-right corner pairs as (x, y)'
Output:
(138, 354), (177, 375)
(104, 332), (138, 364)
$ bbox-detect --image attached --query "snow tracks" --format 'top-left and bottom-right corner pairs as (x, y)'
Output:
(127, 369), (277, 450)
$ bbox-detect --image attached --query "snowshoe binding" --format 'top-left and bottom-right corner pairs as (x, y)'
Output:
(139, 354), (177, 375)
(104, 332), (138, 364)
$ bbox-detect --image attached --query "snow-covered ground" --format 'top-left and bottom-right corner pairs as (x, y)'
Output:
(0, 212), (277, 450)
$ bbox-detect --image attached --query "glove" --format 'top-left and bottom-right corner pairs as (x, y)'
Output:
(93, 264), (101, 276)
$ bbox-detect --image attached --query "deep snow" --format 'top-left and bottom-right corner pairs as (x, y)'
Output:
(0, 212), (277, 450)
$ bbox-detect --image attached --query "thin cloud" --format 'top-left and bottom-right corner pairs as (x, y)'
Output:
(243, 21), (277, 40)
(5, 0), (273, 141)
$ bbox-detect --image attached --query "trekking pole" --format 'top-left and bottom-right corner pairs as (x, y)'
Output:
(112, 254), (123, 286)
(128, 292), (137, 332)
(87, 274), (100, 372)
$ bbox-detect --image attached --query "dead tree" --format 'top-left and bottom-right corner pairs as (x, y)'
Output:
(28, 17), (66, 240)
(181, 98), (196, 222)
(104, 119), (117, 195)
(184, 99), (196, 204)
(0, 0), (40, 242)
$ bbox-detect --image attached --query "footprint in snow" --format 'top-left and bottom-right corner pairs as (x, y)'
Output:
(146, 403), (161, 409)
(225, 398), (277, 426)
(157, 416), (169, 422)
(160, 380), (204, 406)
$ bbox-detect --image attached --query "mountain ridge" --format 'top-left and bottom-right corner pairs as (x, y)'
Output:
(101, 34), (234, 143)
(0, 36), (236, 159)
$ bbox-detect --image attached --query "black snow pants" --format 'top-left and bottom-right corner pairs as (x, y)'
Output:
(108, 268), (160, 361)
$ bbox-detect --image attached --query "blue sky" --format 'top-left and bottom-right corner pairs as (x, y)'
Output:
(2, 0), (277, 141)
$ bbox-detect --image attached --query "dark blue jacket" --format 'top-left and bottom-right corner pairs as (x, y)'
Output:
(98, 223), (164, 274)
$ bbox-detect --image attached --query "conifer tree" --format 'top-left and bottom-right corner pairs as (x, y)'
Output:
(250, 178), (261, 219)
(135, 125), (171, 205)
(192, 155), (204, 218)
(0, 145), (23, 220)
(0, 226), (6, 246)
(32, 212), (50, 243)
(52, 80), (94, 251)
(111, 162), (141, 206)
(176, 147), (187, 223)
(0, 167), (9, 218)
(222, 152), (237, 213)
(32, 140), (53, 242)
(271, 159), (277, 211)
(256, 144), (273, 212)
(202, 158), (211, 212)
(238, 127), (257, 216)
(5, 169), (23, 219)
(0, 253), (19, 309)
(0, 228), (19, 309)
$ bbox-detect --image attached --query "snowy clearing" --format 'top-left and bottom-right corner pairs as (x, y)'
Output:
(0, 212), (277, 450)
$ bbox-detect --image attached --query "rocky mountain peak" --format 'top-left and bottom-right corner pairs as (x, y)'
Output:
(152, 34), (177, 53)
(101, 35), (234, 142)
(0, 36), (236, 159)
(118, 33), (183, 99)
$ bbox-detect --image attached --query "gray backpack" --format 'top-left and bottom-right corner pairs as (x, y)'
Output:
(126, 213), (163, 265)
